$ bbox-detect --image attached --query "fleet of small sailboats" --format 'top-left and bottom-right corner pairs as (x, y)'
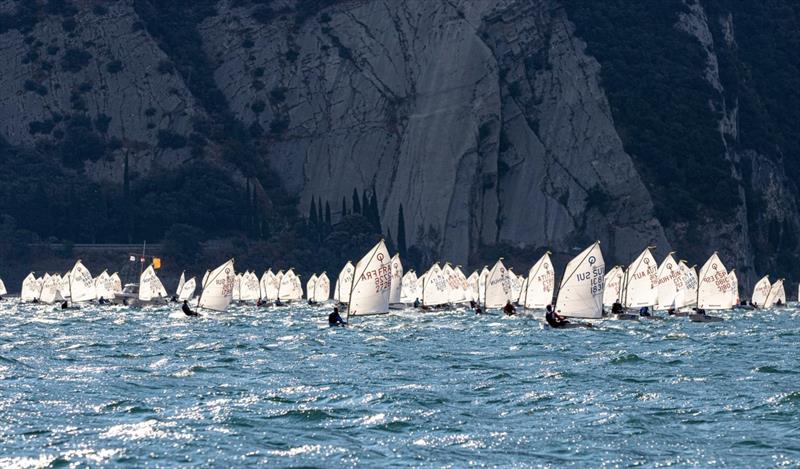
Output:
(0, 239), (794, 326)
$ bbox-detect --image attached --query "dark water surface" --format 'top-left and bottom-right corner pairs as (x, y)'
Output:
(0, 302), (798, 467)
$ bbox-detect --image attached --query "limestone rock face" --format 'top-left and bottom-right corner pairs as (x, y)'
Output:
(201, 0), (669, 265)
(0, 1), (200, 181)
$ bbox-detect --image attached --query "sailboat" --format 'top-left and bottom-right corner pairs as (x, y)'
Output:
(333, 261), (355, 305)
(692, 252), (729, 321)
(420, 264), (449, 309)
(389, 254), (404, 309)
(20, 273), (38, 302)
(655, 253), (682, 311)
(307, 272), (330, 304)
(69, 260), (96, 305)
(0, 277), (6, 297)
(277, 269), (303, 305)
(763, 278), (786, 308)
(137, 264), (169, 304)
(553, 241), (604, 322)
(39, 273), (64, 304)
(345, 240), (392, 320)
(443, 264), (466, 306)
(483, 259), (511, 311)
(400, 270), (419, 304)
(751, 276), (771, 308)
(618, 247), (658, 318)
(178, 277), (197, 301)
(197, 259), (236, 312)
(521, 252), (555, 310)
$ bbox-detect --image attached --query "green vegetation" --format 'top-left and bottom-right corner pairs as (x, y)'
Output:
(563, 0), (739, 224)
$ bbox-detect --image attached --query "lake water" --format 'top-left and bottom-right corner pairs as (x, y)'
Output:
(0, 302), (798, 467)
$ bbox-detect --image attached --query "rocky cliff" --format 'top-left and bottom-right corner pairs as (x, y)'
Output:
(1, 0), (798, 288)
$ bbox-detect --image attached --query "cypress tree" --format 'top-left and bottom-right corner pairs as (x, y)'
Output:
(325, 201), (332, 226)
(397, 204), (407, 258)
(309, 196), (319, 225)
(369, 188), (381, 230)
(317, 198), (323, 226)
(361, 189), (369, 219)
(352, 188), (361, 214)
(342, 196), (347, 219)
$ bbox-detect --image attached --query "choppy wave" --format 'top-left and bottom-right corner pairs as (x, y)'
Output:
(0, 301), (798, 466)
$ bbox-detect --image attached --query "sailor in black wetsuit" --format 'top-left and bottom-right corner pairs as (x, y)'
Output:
(413, 298), (421, 308)
(182, 300), (199, 317)
(98, 296), (109, 305)
(61, 301), (68, 309)
(611, 301), (623, 315)
(503, 300), (516, 316)
(545, 305), (570, 328)
(638, 306), (650, 317)
(328, 307), (346, 327)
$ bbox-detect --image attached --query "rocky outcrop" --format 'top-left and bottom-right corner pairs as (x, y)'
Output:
(200, 0), (669, 265)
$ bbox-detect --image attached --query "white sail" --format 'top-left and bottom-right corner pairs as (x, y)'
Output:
(40, 274), (63, 304)
(478, 267), (489, 303)
(454, 267), (470, 304)
(232, 274), (242, 301)
(58, 272), (71, 299)
(313, 273), (331, 303)
(201, 270), (210, 288)
(70, 261), (96, 302)
(443, 264), (464, 304)
(176, 271), (186, 298)
(259, 270), (279, 301)
(467, 271), (479, 302)
(400, 271), (419, 303)
(696, 252), (732, 310)
(602, 266), (623, 307)
(21, 273), (38, 301)
(389, 254), (403, 304)
(726, 270), (738, 308)
(110, 273), (122, 295)
(240, 271), (260, 301)
(523, 252), (555, 309)
(0, 278), (6, 296)
(347, 240), (392, 317)
(198, 259), (235, 311)
(306, 274), (318, 300)
(555, 241), (605, 319)
(139, 265), (167, 301)
(751, 276), (771, 307)
(178, 277), (196, 301)
(674, 262), (697, 309)
(655, 254), (683, 310)
(508, 270), (522, 304)
(334, 261), (355, 303)
(621, 247), (658, 308)
(483, 259), (511, 309)
(422, 264), (449, 306)
(278, 269), (303, 301)
(764, 279), (785, 308)
(94, 270), (114, 300)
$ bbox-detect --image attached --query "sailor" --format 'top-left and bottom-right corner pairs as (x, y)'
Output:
(170, 296), (178, 303)
(328, 307), (346, 327)
(32, 298), (39, 304)
(611, 301), (623, 315)
(256, 299), (266, 307)
(413, 298), (421, 308)
(667, 308), (676, 315)
(503, 300), (516, 316)
(98, 296), (108, 305)
(693, 307), (706, 316)
(638, 306), (651, 317)
(469, 300), (476, 310)
(776, 299), (783, 306)
(61, 301), (68, 309)
(475, 305), (483, 315)
(182, 300), (199, 317)
(545, 305), (570, 328)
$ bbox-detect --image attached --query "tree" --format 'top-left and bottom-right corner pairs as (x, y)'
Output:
(162, 223), (205, 269)
(352, 188), (361, 214)
(397, 204), (407, 258)
(368, 188), (381, 230)
(361, 189), (369, 219)
(316, 198), (323, 226)
(309, 195), (319, 225)
(325, 201), (332, 226)
(341, 196), (347, 219)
